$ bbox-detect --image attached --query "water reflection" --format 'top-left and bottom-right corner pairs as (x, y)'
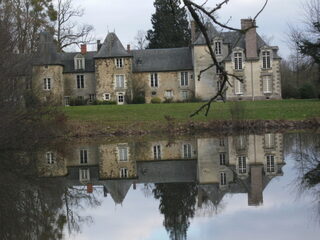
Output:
(29, 133), (287, 239)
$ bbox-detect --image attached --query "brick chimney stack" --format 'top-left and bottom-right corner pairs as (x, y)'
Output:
(241, 19), (257, 59)
(81, 44), (87, 55)
(127, 44), (131, 53)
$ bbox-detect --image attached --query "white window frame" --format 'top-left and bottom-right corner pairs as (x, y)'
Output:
(115, 75), (125, 89)
(80, 149), (88, 164)
(220, 172), (227, 186)
(181, 90), (189, 100)
(264, 133), (275, 148)
(43, 78), (51, 90)
(115, 58), (124, 68)
(117, 92), (125, 104)
(150, 73), (159, 88)
(180, 72), (189, 86)
(76, 75), (85, 89)
(79, 169), (90, 181)
(120, 168), (128, 178)
(234, 52), (243, 70)
(153, 144), (161, 160)
(219, 152), (226, 165)
(75, 57), (85, 70)
(164, 90), (173, 99)
(215, 41), (222, 55)
(262, 50), (271, 69)
(216, 62), (223, 74)
(219, 138), (225, 147)
(117, 146), (129, 161)
(46, 152), (54, 164)
(103, 93), (111, 101)
(182, 143), (192, 159)
(262, 75), (272, 94)
(238, 156), (247, 174)
(266, 155), (275, 173)
(64, 96), (70, 106)
(235, 79), (244, 95)
(89, 94), (96, 103)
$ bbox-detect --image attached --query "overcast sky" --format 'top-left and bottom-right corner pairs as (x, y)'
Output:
(72, 0), (305, 58)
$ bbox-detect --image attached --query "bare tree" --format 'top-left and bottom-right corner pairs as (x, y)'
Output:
(55, 0), (94, 51)
(181, 0), (268, 116)
(133, 30), (148, 50)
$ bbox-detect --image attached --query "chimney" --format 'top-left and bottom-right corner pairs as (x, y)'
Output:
(81, 44), (87, 55)
(127, 44), (131, 53)
(241, 19), (257, 59)
(248, 165), (263, 206)
(97, 40), (102, 51)
(87, 183), (93, 194)
(191, 20), (196, 43)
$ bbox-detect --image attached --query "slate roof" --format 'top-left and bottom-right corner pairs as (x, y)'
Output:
(60, 51), (96, 73)
(34, 32), (61, 66)
(131, 47), (193, 72)
(104, 180), (132, 204)
(95, 32), (132, 58)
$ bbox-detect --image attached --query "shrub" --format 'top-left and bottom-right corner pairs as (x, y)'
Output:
(299, 83), (316, 99)
(151, 97), (161, 104)
(132, 96), (145, 104)
(92, 100), (117, 105)
(282, 84), (300, 99)
(163, 98), (173, 103)
(69, 97), (87, 106)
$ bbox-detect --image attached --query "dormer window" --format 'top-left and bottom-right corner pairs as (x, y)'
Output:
(215, 41), (222, 55)
(74, 54), (85, 70)
(115, 58), (124, 68)
(262, 50), (271, 69)
(234, 52), (243, 70)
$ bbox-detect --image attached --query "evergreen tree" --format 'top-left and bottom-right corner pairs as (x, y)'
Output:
(146, 0), (191, 48)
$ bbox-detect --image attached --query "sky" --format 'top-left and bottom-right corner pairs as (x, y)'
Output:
(69, 0), (306, 58)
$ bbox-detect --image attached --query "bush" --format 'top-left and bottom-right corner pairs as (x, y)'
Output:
(282, 84), (300, 99)
(163, 98), (173, 103)
(132, 96), (145, 104)
(92, 100), (117, 105)
(299, 83), (316, 99)
(151, 97), (161, 104)
(69, 97), (87, 106)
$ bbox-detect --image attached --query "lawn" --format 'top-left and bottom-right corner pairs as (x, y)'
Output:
(64, 99), (320, 127)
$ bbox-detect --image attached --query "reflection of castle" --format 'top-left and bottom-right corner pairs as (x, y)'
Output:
(37, 134), (284, 205)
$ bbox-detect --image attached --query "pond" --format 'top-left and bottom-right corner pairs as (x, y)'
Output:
(1, 131), (320, 240)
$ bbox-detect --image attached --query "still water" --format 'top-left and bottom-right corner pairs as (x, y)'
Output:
(1, 132), (320, 240)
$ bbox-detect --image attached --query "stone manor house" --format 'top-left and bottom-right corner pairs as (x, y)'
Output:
(32, 19), (281, 105)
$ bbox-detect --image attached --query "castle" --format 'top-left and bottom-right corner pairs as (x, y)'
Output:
(32, 19), (282, 105)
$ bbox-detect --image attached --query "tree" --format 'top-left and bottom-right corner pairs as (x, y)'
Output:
(146, 0), (191, 48)
(54, 0), (94, 51)
(133, 30), (148, 50)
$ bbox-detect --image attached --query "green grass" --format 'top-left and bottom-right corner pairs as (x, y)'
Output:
(63, 99), (320, 126)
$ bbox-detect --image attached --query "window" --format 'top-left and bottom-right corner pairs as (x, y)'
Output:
(153, 145), (161, 160)
(235, 79), (244, 95)
(79, 169), (90, 181)
(215, 41), (222, 55)
(116, 58), (124, 68)
(238, 156), (247, 174)
(43, 78), (51, 90)
(262, 75), (272, 94)
(180, 72), (188, 86)
(75, 57), (85, 70)
(266, 155), (275, 173)
(46, 152), (54, 164)
(181, 90), (189, 100)
(118, 147), (128, 161)
(120, 168), (128, 178)
(217, 80), (221, 92)
(219, 138), (225, 147)
(219, 153), (226, 165)
(220, 172), (227, 186)
(183, 144), (192, 159)
(164, 90), (173, 99)
(237, 136), (246, 150)
(80, 149), (88, 164)
(89, 94), (95, 103)
(64, 96), (70, 106)
(117, 92), (124, 103)
(150, 73), (158, 87)
(234, 52), (243, 70)
(264, 133), (275, 148)
(262, 51), (271, 69)
(104, 93), (110, 101)
(216, 62), (223, 74)
(115, 75), (125, 88)
(77, 75), (85, 88)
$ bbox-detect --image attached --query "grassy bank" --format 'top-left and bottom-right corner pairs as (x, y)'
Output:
(63, 99), (320, 135)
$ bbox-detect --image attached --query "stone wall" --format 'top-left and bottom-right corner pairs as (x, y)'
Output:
(63, 73), (96, 101)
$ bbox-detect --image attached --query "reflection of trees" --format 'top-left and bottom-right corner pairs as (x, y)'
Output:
(291, 133), (320, 222)
(153, 183), (197, 240)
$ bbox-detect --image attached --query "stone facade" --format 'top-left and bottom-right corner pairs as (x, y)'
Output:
(31, 19), (281, 105)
